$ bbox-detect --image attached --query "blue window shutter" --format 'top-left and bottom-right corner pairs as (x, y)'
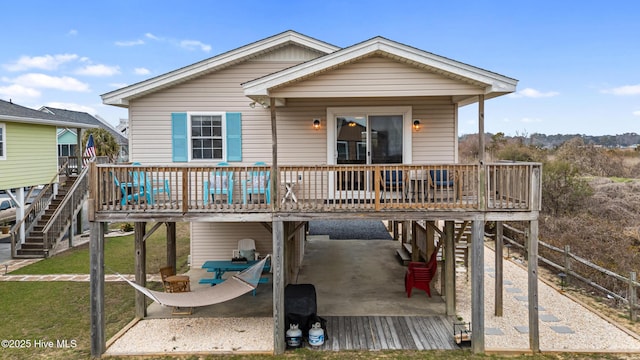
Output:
(171, 112), (188, 162)
(226, 112), (242, 162)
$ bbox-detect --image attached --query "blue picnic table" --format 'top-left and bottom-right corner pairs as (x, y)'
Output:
(199, 259), (271, 287)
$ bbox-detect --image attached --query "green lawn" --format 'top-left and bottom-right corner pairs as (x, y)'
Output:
(0, 222), (633, 359)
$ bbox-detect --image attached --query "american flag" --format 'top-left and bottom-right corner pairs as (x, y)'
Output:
(83, 134), (96, 166)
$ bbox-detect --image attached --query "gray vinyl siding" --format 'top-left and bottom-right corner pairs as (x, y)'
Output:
(128, 45), (326, 165)
(271, 55), (483, 98)
(191, 222), (272, 267)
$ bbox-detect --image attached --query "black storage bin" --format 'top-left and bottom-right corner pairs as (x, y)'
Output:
(285, 284), (317, 339)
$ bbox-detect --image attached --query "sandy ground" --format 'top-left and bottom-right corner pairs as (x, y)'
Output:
(106, 243), (640, 355)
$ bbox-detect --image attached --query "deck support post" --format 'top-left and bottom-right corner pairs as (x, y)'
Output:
(478, 95), (485, 163)
(272, 220), (285, 354)
(411, 221), (419, 262)
(270, 98), (279, 208)
(134, 222), (147, 318)
(495, 221), (503, 316)
(444, 220), (456, 316)
(426, 221), (435, 260)
(528, 220), (540, 352)
(167, 222), (177, 271)
(471, 219), (485, 353)
(90, 221), (105, 358)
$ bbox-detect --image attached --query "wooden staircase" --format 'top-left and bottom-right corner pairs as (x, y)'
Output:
(395, 221), (471, 271)
(16, 176), (78, 257)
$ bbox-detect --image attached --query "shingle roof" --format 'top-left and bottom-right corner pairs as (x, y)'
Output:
(40, 106), (128, 145)
(0, 99), (94, 128)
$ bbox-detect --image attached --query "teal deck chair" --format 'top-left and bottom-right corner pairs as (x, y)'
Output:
(243, 162), (271, 204)
(204, 162), (234, 204)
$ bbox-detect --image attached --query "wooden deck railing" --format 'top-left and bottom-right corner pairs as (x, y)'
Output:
(92, 162), (541, 216)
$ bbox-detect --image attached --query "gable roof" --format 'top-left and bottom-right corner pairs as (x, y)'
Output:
(242, 36), (518, 104)
(101, 30), (340, 107)
(39, 106), (128, 145)
(0, 99), (96, 129)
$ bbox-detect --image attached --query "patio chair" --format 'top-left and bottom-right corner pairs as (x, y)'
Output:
(204, 162), (234, 205)
(379, 169), (404, 201)
(112, 173), (145, 206)
(405, 250), (438, 298)
(242, 162), (271, 204)
(232, 238), (259, 261)
(428, 169), (457, 201)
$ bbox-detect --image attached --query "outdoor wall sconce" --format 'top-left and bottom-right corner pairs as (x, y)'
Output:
(413, 119), (421, 131)
(313, 119), (321, 130)
(249, 101), (269, 109)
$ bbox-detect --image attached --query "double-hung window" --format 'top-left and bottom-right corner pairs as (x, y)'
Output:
(171, 112), (242, 163)
(191, 114), (224, 160)
(0, 123), (5, 160)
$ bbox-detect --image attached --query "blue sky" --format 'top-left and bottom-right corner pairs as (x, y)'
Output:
(1, 0), (639, 136)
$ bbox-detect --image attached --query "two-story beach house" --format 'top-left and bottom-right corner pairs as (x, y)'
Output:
(93, 31), (542, 356)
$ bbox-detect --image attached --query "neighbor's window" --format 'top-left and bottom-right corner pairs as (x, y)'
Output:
(58, 144), (77, 157)
(190, 114), (224, 160)
(0, 123), (5, 160)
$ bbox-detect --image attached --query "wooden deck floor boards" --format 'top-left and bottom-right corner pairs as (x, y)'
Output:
(312, 315), (460, 351)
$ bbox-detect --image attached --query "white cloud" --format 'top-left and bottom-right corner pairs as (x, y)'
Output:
(508, 88), (559, 98)
(10, 73), (90, 92)
(633, 110), (640, 117)
(145, 33), (160, 41)
(520, 117), (543, 123)
(68, 29), (78, 36)
(0, 84), (41, 100)
(45, 101), (96, 114)
(3, 54), (78, 72)
(115, 39), (145, 47)
(602, 84), (640, 96)
(134, 67), (150, 75)
(75, 64), (121, 77)
(180, 39), (211, 52)
(109, 82), (129, 88)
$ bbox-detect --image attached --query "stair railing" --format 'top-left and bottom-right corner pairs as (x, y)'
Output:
(10, 160), (69, 257)
(40, 163), (91, 255)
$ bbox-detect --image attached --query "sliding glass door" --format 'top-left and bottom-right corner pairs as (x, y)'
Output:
(336, 114), (403, 191)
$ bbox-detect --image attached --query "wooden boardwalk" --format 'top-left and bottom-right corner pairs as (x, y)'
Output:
(314, 315), (462, 351)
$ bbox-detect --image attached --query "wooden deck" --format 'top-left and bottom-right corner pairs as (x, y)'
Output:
(313, 315), (462, 351)
(91, 162), (542, 221)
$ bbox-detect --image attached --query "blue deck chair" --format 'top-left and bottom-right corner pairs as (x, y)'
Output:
(204, 162), (234, 204)
(112, 173), (145, 206)
(428, 169), (456, 201)
(129, 163), (170, 205)
(243, 162), (271, 204)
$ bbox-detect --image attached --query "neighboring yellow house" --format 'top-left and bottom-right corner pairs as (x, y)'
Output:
(0, 99), (95, 241)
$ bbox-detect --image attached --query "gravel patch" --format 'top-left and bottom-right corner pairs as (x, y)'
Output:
(308, 220), (392, 240)
(455, 245), (640, 351)
(105, 317), (273, 355)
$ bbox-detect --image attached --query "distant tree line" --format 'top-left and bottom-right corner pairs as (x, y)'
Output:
(528, 132), (639, 149)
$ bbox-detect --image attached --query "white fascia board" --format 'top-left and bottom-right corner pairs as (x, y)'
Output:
(101, 31), (339, 107)
(244, 37), (518, 96)
(1, 115), (98, 129)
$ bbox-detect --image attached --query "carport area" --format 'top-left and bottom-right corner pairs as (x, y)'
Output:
(112, 222), (458, 354)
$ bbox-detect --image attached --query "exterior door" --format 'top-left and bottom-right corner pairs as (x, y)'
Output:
(336, 114), (403, 191)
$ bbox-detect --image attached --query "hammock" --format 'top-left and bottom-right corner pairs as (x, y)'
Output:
(120, 255), (270, 308)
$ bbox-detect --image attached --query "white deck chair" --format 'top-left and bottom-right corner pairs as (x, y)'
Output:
(233, 238), (259, 260)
